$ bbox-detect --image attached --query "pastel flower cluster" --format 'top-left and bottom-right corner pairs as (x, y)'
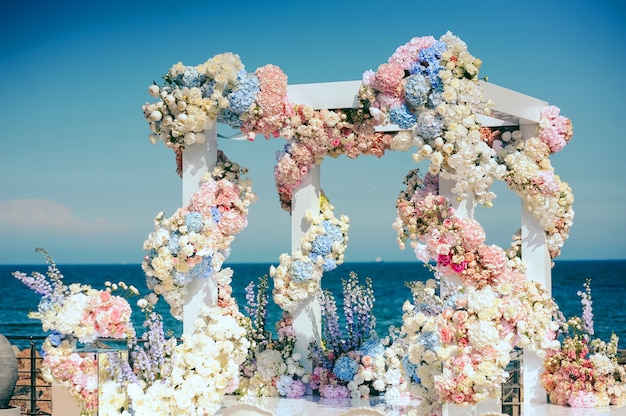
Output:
(237, 275), (309, 398)
(13, 249), (138, 415)
(389, 280), (511, 414)
(13, 249), (136, 345)
(126, 306), (249, 416)
(541, 280), (626, 407)
(142, 152), (255, 319)
(40, 338), (99, 414)
(359, 32), (502, 208)
(271, 194), (349, 312)
(492, 118), (575, 258)
(309, 272), (397, 398)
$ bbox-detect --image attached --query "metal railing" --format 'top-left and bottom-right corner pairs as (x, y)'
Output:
(6, 336), (51, 416)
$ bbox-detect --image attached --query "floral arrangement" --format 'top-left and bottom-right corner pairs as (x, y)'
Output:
(490, 107), (575, 258)
(118, 305), (249, 415)
(237, 275), (309, 398)
(541, 279), (626, 408)
(270, 193), (349, 312)
(391, 169), (562, 409)
(12, 248), (137, 415)
(142, 151), (256, 319)
(308, 272), (399, 399)
(358, 32), (501, 208)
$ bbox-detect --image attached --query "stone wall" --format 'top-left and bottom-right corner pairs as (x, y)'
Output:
(9, 347), (51, 415)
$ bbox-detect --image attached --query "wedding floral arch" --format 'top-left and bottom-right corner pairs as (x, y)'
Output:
(14, 31), (602, 416)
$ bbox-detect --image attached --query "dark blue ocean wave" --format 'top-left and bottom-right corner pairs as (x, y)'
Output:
(2, 260), (624, 350)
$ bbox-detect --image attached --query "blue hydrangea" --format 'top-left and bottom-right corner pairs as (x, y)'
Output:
(311, 234), (333, 257)
(390, 104), (417, 129)
(402, 354), (421, 383)
(404, 74), (431, 109)
(228, 70), (260, 115)
(185, 212), (204, 233)
(173, 270), (192, 286)
(322, 257), (337, 272)
(219, 109), (243, 128)
(188, 256), (213, 280)
(211, 207), (222, 223)
(200, 79), (216, 98)
(333, 355), (358, 382)
(360, 339), (384, 357)
(322, 221), (343, 244)
(418, 330), (440, 351)
(181, 67), (205, 88)
(291, 259), (314, 282)
(415, 110), (443, 139)
(168, 233), (180, 253)
(418, 41), (446, 64)
(48, 331), (63, 347)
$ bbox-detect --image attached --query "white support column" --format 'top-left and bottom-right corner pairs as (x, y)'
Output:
(290, 164), (322, 372)
(519, 123), (551, 407)
(182, 129), (219, 336)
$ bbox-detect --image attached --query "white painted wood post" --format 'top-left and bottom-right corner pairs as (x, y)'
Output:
(182, 129), (219, 336)
(290, 164), (322, 372)
(519, 123), (551, 407)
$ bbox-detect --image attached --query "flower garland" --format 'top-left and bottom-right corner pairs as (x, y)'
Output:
(491, 106), (575, 258)
(142, 151), (256, 319)
(12, 249), (137, 415)
(237, 275), (309, 398)
(541, 279), (626, 408)
(270, 193), (349, 312)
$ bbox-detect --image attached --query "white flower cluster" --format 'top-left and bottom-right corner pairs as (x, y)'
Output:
(126, 306), (249, 416)
(271, 195), (349, 312)
(142, 53), (245, 149)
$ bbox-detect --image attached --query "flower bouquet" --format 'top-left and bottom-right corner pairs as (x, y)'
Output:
(308, 272), (396, 399)
(236, 275), (309, 398)
(13, 248), (137, 415)
(541, 279), (626, 407)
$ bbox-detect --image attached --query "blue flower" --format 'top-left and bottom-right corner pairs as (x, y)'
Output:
(311, 235), (333, 257)
(189, 256), (213, 280)
(200, 80), (216, 98)
(322, 257), (337, 272)
(228, 70), (260, 115)
(389, 104), (417, 129)
(173, 270), (192, 286)
(360, 338), (384, 357)
(181, 67), (205, 88)
(333, 355), (358, 382)
(322, 221), (343, 244)
(291, 259), (314, 282)
(402, 355), (421, 383)
(415, 110), (443, 139)
(211, 206), (222, 223)
(185, 212), (204, 233)
(168, 233), (180, 253)
(405, 74), (431, 109)
(418, 330), (439, 351)
(47, 331), (62, 347)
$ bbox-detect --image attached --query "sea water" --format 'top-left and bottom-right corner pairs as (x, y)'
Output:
(1, 260), (624, 350)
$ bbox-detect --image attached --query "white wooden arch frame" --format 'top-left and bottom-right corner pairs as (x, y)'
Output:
(181, 80), (551, 409)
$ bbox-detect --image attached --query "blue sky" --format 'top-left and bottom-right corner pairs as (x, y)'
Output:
(1, 0), (624, 265)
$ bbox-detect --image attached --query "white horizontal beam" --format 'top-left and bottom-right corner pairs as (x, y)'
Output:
(286, 80), (547, 128)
